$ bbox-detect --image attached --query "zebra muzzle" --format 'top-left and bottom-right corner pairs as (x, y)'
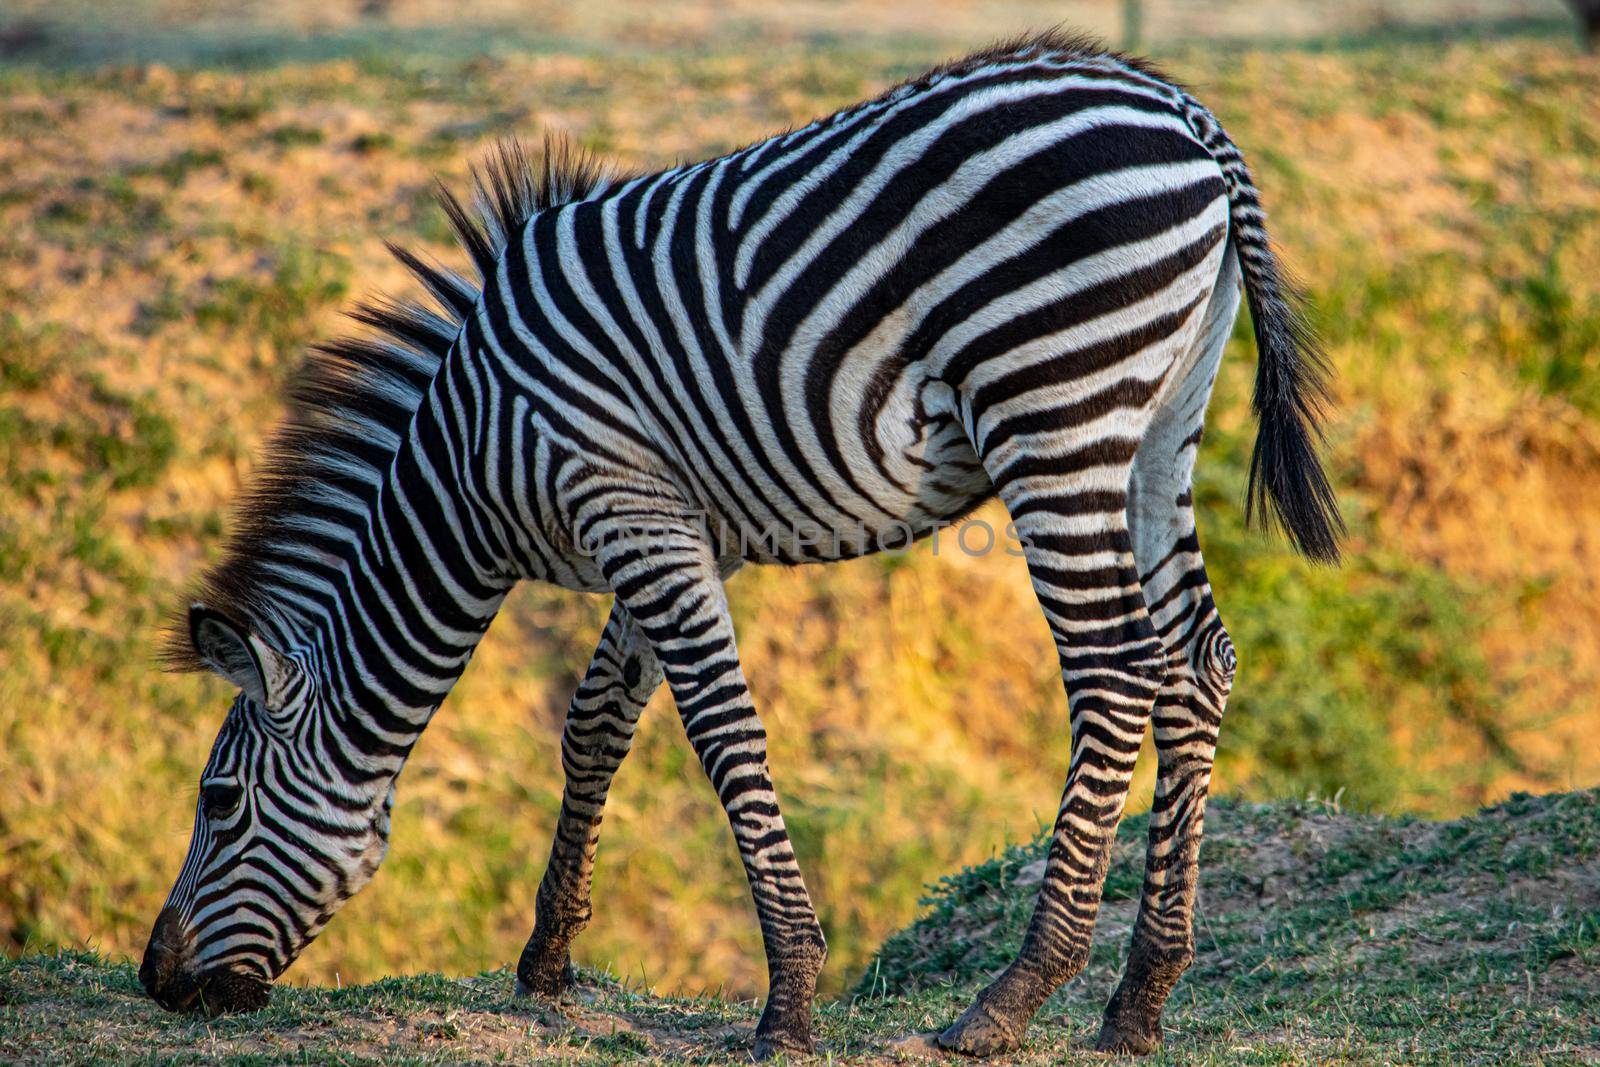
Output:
(139, 908), (270, 1015)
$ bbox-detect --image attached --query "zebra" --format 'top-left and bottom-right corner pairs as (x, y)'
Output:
(139, 30), (1340, 1057)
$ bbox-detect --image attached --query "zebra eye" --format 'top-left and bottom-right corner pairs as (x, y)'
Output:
(201, 782), (244, 818)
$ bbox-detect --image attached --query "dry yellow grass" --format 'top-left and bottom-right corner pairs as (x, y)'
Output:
(1, 5), (1597, 1001)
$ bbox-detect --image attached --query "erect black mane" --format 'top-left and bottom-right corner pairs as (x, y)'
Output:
(895, 28), (1178, 98)
(165, 136), (623, 671)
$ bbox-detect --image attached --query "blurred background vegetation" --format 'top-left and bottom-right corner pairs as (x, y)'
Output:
(0, 0), (1597, 1003)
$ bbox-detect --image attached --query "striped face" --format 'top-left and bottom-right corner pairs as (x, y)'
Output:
(140, 606), (393, 1014)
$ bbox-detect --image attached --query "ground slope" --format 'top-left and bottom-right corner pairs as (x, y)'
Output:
(4, 790), (1595, 1065)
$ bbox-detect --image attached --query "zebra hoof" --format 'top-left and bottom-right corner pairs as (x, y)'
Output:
(751, 1027), (815, 1060)
(513, 955), (576, 1000)
(936, 1000), (1024, 1056)
(1093, 1016), (1163, 1056)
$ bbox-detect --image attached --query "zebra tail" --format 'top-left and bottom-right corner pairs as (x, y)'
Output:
(1190, 109), (1345, 564)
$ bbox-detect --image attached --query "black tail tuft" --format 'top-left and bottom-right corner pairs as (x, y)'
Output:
(1186, 99), (1345, 565)
(1241, 267), (1345, 564)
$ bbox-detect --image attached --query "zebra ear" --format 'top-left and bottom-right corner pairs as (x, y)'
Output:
(188, 603), (299, 712)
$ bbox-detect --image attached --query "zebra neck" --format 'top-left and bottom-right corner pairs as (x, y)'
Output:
(306, 396), (515, 760)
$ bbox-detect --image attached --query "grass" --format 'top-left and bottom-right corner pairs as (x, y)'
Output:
(4, 789), (1595, 1064)
(865, 790), (1600, 1063)
(0, 0), (1597, 1017)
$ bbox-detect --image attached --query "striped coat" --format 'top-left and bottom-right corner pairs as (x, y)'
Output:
(141, 31), (1340, 1059)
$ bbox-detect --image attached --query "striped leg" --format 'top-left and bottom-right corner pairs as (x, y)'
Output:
(935, 224), (1233, 1053)
(937, 414), (1167, 1056)
(1098, 257), (1240, 1054)
(516, 600), (663, 998)
(1096, 567), (1230, 1052)
(587, 511), (827, 1059)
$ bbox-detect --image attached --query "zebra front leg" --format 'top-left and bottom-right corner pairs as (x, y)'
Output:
(586, 510), (827, 1058)
(938, 457), (1165, 1055)
(516, 600), (662, 999)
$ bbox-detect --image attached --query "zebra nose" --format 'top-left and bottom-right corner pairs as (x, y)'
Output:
(139, 908), (197, 1011)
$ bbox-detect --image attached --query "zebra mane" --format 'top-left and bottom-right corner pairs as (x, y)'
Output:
(918, 27), (1176, 90)
(165, 136), (620, 672)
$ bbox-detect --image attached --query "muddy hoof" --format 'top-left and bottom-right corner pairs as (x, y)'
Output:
(937, 1000), (1024, 1057)
(513, 955), (575, 1000)
(1093, 1015), (1162, 1056)
(751, 1032), (815, 1060)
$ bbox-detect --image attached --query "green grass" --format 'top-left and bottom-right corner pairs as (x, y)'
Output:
(192, 242), (351, 360)
(0, 315), (177, 496)
(1, 3), (1598, 1013)
(863, 788), (1600, 1063)
(5, 790), (1595, 1064)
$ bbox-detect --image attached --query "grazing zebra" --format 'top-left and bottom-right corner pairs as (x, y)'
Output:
(140, 31), (1340, 1057)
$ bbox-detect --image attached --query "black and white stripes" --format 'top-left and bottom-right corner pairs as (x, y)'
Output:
(142, 31), (1339, 1057)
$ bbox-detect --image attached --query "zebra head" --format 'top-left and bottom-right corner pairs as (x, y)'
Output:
(140, 604), (394, 1014)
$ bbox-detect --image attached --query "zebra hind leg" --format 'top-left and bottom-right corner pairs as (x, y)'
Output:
(515, 601), (662, 998)
(1095, 561), (1231, 1054)
(1097, 259), (1238, 1054)
(936, 396), (1167, 1055)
